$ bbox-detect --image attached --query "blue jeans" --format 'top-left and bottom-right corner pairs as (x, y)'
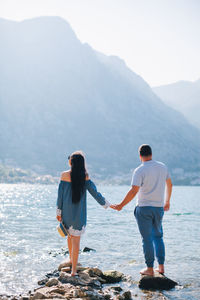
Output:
(134, 206), (165, 268)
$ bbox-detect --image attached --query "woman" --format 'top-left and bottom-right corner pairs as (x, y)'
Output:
(56, 151), (110, 276)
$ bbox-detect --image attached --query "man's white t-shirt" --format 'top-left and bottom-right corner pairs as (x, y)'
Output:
(131, 160), (170, 207)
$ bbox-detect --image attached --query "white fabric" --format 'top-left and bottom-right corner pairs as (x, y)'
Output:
(131, 160), (170, 207)
(68, 226), (86, 236)
(103, 199), (111, 209)
(56, 208), (62, 216)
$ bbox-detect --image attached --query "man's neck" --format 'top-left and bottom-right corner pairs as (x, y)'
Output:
(141, 156), (152, 163)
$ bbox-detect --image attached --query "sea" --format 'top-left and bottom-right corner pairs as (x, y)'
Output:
(0, 184), (200, 299)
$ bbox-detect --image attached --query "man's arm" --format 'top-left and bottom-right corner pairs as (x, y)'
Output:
(110, 185), (140, 211)
(164, 178), (172, 211)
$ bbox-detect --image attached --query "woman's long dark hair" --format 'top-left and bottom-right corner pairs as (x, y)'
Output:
(70, 153), (86, 203)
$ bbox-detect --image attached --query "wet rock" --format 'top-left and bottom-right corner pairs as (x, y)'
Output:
(20, 296), (29, 300)
(114, 295), (124, 300)
(38, 278), (48, 285)
(139, 274), (178, 290)
(61, 266), (71, 273)
(122, 291), (132, 300)
(45, 278), (59, 287)
(102, 271), (124, 283)
(110, 286), (123, 292)
(82, 247), (96, 252)
(84, 290), (104, 300)
(58, 262), (82, 271)
(84, 268), (103, 278)
(58, 262), (72, 271)
(46, 270), (60, 278)
(59, 272), (88, 286)
(104, 294), (111, 300)
(48, 286), (65, 295)
(48, 293), (66, 299)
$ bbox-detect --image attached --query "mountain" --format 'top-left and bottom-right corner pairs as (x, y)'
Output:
(153, 79), (200, 129)
(0, 17), (200, 184)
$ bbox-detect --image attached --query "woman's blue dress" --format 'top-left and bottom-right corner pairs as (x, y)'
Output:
(56, 179), (109, 236)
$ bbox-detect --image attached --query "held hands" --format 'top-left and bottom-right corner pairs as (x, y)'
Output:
(110, 204), (123, 211)
(56, 215), (62, 222)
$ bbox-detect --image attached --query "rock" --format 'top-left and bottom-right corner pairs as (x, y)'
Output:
(110, 286), (123, 292)
(82, 247), (96, 252)
(104, 295), (111, 300)
(84, 268), (103, 278)
(77, 266), (88, 272)
(58, 262), (72, 271)
(84, 290), (104, 300)
(61, 267), (71, 273)
(38, 278), (48, 285)
(122, 291), (132, 300)
(58, 272), (102, 289)
(31, 291), (47, 299)
(48, 293), (66, 299)
(46, 270), (60, 278)
(102, 271), (124, 283)
(58, 262), (82, 271)
(138, 274), (178, 290)
(82, 268), (106, 283)
(48, 286), (65, 295)
(45, 278), (59, 287)
(114, 295), (124, 300)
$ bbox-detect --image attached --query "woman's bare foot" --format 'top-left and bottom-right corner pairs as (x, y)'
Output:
(140, 267), (154, 276)
(71, 272), (78, 277)
(155, 264), (165, 275)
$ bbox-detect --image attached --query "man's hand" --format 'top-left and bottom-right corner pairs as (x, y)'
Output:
(164, 202), (170, 211)
(164, 178), (172, 212)
(110, 204), (123, 211)
(56, 215), (62, 222)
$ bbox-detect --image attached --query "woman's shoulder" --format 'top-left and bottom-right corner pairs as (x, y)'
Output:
(85, 173), (90, 181)
(60, 170), (71, 182)
(60, 171), (90, 182)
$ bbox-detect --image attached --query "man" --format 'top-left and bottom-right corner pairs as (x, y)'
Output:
(111, 144), (172, 276)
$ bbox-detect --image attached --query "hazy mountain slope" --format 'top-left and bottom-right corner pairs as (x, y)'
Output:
(153, 79), (200, 129)
(0, 17), (200, 179)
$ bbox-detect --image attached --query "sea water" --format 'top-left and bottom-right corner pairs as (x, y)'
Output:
(0, 184), (200, 299)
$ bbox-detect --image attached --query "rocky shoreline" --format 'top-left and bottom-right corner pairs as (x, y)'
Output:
(0, 262), (178, 300)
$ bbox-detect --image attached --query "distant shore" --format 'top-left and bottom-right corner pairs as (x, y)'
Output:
(0, 164), (199, 185)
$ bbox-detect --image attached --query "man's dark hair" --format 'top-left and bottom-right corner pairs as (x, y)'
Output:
(139, 144), (152, 157)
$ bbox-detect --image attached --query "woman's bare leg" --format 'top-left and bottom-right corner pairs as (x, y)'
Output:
(67, 235), (72, 263)
(71, 235), (81, 275)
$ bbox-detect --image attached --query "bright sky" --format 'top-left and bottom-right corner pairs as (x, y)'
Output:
(1, 0), (200, 86)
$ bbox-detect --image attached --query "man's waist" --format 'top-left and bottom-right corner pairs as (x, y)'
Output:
(137, 199), (164, 207)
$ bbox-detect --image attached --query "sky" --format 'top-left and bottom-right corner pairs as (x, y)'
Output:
(0, 0), (200, 86)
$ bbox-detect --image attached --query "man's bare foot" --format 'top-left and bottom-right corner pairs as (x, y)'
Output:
(140, 268), (154, 276)
(155, 265), (165, 275)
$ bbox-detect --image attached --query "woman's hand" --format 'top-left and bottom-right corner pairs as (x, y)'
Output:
(56, 215), (62, 222)
(110, 204), (123, 211)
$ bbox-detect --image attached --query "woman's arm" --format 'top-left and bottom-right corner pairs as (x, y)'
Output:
(56, 179), (64, 221)
(86, 179), (110, 208)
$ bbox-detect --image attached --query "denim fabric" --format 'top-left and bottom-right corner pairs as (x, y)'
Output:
(57, 179), (106, 232)
(134, 206), (165, 267)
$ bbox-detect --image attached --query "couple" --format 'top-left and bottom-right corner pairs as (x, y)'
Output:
(56, 145), (172, 276)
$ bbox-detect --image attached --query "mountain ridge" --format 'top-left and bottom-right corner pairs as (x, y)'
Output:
(0, 17), (200, 184)
(153, 78), (200, 129)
